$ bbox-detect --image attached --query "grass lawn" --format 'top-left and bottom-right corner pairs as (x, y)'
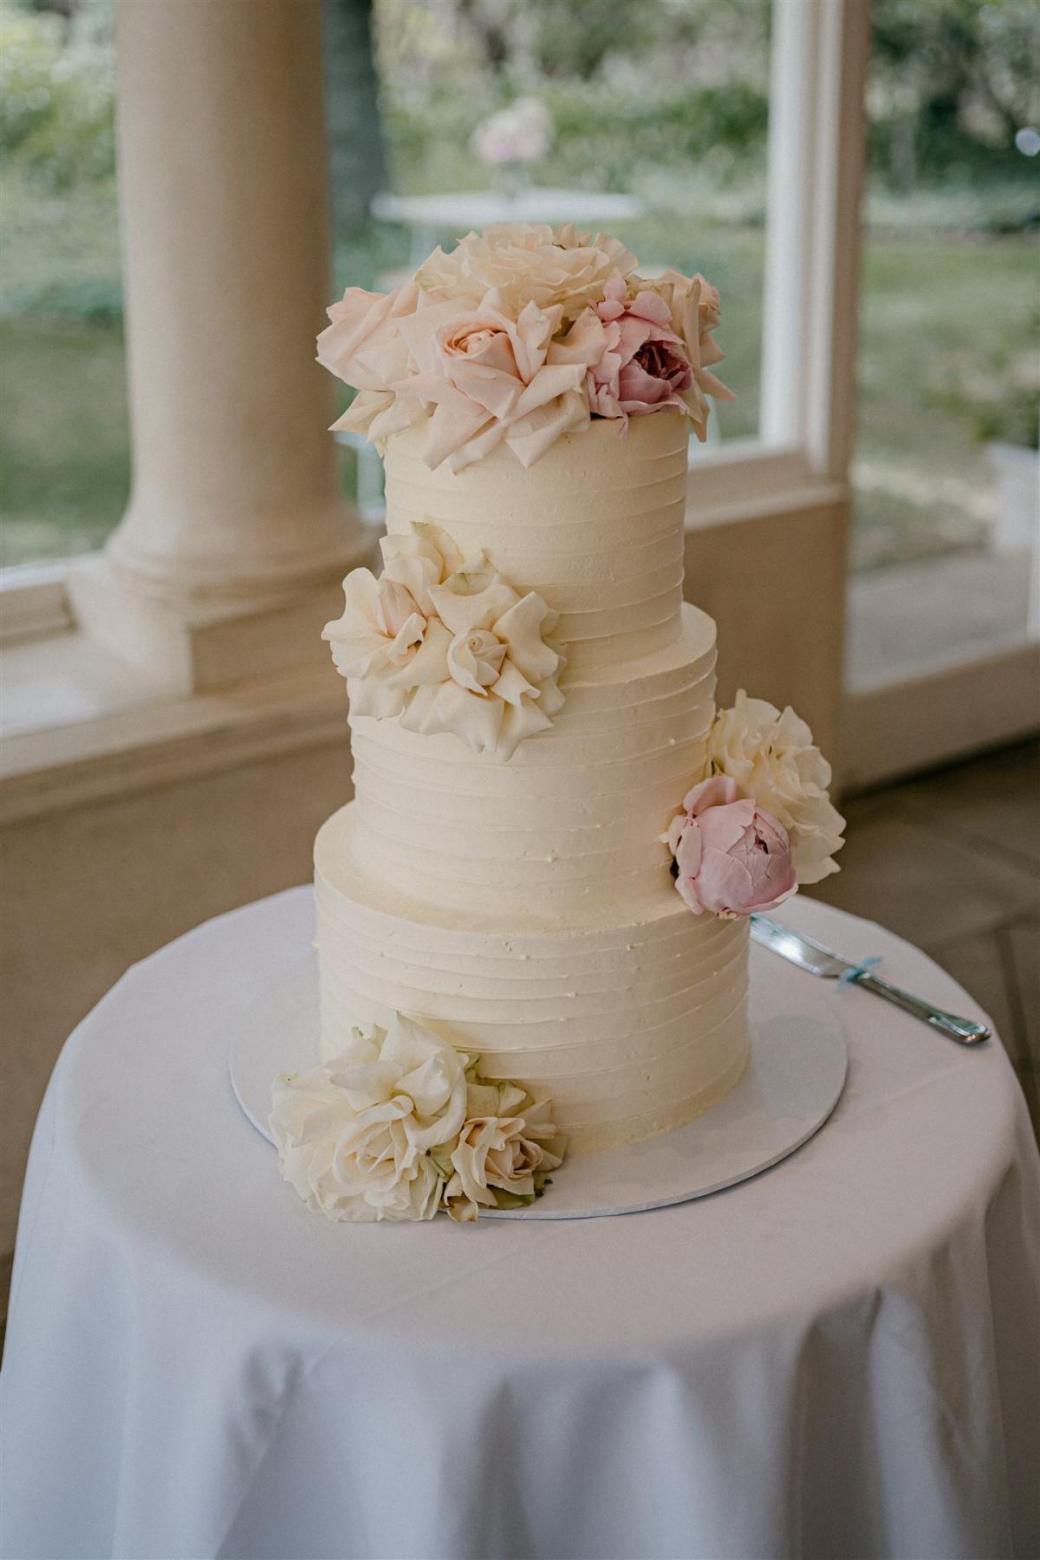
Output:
(1, 171), (1036, 573)
(1, 314), (130, 565)
(854, 231), (1038, 569)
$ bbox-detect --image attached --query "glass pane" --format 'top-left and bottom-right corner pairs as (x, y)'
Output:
(3, 0), (775, 569)
(1, 0), (127, 568)
(330, 0), (772, 446)
(849, 0), (1039, 678)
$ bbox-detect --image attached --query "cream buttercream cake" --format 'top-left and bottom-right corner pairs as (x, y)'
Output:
(316, 410), (749, 1151)
(277, 224), (844, 1218)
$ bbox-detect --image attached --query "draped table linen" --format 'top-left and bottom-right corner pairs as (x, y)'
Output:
(3, 889), (1038, 1560)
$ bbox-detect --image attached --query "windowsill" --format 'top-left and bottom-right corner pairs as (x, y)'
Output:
(841, 550), (1040, 789)
(1, 630), (346, 826)
(846, 549), (1038, 692)
(0, 464), (848, 826)
(3, 631), (171, 741)
(687, 443), (845, 524)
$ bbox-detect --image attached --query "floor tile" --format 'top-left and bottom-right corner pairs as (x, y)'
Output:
(924, 927), (1021, 1064)
(806, 809), (1039, 948)
(815, 741), (1038, 1147)
(1001, 920), (1040, 1071)
(892, 740), (1040, 871)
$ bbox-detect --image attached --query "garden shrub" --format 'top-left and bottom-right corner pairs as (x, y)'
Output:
(0, 0), (115, 190)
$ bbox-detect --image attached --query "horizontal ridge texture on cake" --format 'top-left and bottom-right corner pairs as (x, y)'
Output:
(315, 408), (750, 1152)
(382, 407), (688, 674)
(316, 807), (749, 1152)
(349, 606), (716, 919)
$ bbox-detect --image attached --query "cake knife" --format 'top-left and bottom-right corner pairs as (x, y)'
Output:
(749, 915), (990, 1046)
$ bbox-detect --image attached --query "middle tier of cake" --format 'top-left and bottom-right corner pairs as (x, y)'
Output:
(349, 602), (717, 924)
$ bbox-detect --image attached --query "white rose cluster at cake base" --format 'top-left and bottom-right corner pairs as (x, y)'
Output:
(269, 1013), (564, 1223)
(268, 223), (846, 1224)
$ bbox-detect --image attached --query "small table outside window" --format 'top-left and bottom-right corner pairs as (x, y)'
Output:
(371, 187), (644, 265)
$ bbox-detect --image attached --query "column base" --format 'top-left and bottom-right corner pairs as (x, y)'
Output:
(67, 545), (374, 696)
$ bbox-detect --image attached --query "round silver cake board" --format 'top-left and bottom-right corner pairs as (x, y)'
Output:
(229, 943), (848, 1219)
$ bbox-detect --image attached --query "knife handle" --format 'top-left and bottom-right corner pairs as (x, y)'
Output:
(855, 971), (990, 1046)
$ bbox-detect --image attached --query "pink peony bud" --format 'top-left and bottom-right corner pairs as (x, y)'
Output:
(665, 775), (797, 917)
(586, 273), (693, 423)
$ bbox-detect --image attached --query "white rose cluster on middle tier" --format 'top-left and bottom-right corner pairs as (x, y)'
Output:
(323, 521), (565, 760)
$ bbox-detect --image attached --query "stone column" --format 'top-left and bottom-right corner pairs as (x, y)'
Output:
(71, 0), (370, 688)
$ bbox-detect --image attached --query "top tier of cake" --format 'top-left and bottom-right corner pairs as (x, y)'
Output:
(382, 408), (689, 676)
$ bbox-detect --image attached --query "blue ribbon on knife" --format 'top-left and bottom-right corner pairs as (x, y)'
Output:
(836, 955), (882, 989)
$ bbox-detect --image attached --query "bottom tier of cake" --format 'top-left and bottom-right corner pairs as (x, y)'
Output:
(315, 807), (749, 1152)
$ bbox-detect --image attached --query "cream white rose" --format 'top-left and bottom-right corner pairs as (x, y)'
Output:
(331, 387), (426, 451)
(416, 223), (637, 320)
(269, 1015), (469, 1223)
(317, 279), (419, 392)
(443, 1099), (565, 1222)
(322, 566), (450, 720)
(324, 522), (566, 758)
(320, 280), (428, 453)
(323, 525), (465, 717)
(447, 627), (508, 693)
(400, 556), (565, 758)
(380, 522), (462, 614)
(707, 691), (846, 883)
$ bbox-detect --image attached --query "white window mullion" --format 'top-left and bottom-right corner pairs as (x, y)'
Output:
(761, 0), (870, 484)
(760, 0), (821, 454)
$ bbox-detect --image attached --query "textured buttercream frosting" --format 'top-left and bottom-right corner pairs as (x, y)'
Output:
(316, 409), (750, 1151)
(317, 809), (748, 1151)
(349, 607), (716, 920)
(382, 406), (688, 673)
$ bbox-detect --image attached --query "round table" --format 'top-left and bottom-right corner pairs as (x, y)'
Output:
(370, 188), (644, 264)
(3, 890), (1038, 1560)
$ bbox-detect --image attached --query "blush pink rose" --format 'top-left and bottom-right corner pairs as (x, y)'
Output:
(586, 273), (693, 422)
(316, 280), (419, 392)
(665, 775), (797, 917)
(394, 292), (602, 472)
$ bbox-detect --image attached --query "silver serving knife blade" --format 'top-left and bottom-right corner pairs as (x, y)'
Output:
(750, 914), (990, 1047)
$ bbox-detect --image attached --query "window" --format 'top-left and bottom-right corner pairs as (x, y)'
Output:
(1, 0), (126, 568)
(333, 0), (773, 444)
(841, 0), (1039, 781)
(4, 0), (1033, 783)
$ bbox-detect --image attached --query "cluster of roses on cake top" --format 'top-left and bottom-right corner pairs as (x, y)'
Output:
(317, 222), (733, 473)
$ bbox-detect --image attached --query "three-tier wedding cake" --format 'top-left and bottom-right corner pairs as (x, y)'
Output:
(270, 224), (844, 1222)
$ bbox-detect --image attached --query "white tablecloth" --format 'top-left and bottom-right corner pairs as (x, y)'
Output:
(3, 890), (1038, 1560)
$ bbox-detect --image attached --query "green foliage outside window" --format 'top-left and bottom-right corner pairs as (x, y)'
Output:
(0, 0), (1037, 569)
